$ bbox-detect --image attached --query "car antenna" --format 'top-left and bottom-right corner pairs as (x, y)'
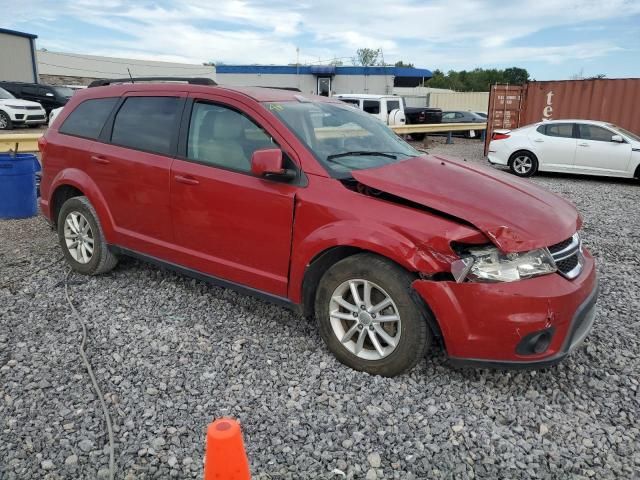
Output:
(127, 68), (134, 83)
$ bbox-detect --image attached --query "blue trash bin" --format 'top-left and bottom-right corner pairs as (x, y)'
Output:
(0, 153), (41, 219)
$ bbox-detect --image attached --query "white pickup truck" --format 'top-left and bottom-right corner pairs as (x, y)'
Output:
(333, 94), (443, 140)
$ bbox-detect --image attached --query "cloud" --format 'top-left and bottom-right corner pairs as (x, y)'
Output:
(5, 0), (639, 73)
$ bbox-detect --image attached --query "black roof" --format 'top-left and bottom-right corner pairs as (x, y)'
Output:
(0, 28), (38, 40)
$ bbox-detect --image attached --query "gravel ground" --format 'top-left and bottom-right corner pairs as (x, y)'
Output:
(1, 137), (639, 479)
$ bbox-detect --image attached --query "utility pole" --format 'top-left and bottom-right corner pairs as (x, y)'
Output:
(296, 47), (300, 89)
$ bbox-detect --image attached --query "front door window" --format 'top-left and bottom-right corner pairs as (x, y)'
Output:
(317, 77), (331, 96)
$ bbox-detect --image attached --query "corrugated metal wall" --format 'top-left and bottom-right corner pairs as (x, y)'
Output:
(485, 79), (640, 154)
(0, 33), (36, 82)
(37, 50), (216, 81)
(427, 92), (490, 112)
(216, 73), (394, 96)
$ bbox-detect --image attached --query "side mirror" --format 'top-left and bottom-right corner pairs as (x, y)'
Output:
(611, 134), (624, 143)
(250, 149), (296, 180)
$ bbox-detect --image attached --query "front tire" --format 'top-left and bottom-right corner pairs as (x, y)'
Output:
(315, 253), (431, 377)
(57, 196), (118, 275)
(0, 111), (13, 130)
(509, 151), (538, 177)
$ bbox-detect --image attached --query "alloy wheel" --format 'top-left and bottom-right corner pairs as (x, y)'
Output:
(0, 115), (7, 129)
(329, 279), (402, 360)
(63, 211), (94, 264)
(513, 155), (533, 174)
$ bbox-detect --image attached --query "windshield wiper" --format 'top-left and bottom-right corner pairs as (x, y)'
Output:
(327, 151), (397, 161)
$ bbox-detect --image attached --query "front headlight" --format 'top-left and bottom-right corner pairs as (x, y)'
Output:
(5, 105), (26, 110)
(451, 245), (556, 283)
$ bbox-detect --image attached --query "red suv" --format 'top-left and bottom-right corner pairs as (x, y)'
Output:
(39, 78), (598, 377)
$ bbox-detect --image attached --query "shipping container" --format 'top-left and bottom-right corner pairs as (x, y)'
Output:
(485, 78), (640, 154)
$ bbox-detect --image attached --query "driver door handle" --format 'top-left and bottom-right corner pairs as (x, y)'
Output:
(533, 139), (544, 143)
(174, 174), (199, 186)
(578, 142), (589, 147)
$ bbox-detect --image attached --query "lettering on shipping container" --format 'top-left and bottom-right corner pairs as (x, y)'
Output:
(542, 91), (554, 120)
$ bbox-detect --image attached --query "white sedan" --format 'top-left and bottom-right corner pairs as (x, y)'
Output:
(487, 119), (640, 179)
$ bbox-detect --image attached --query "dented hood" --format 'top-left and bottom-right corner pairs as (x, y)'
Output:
(352, 155), (581, 253)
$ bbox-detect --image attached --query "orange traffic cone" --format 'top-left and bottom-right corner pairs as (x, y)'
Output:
(204, 418), (251, 480)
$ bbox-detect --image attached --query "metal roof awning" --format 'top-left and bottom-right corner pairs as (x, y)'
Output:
(309, 65), (336, 75)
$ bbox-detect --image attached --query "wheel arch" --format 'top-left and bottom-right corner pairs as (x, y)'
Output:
(508, 149), (538, 165)
(300, 246), (445, 345)
(48, 169), (116, 241)
(51, 184), (84, 226)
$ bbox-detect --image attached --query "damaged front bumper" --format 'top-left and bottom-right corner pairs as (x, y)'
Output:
(412, 248), (598, 368)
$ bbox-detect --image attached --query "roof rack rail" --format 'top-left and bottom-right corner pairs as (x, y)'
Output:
(88, 77), (217, 88)
(252, 86), (301, 92)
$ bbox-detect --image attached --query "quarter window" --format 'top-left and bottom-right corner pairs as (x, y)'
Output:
(578, 124), (617, 142)
(59, 98), (118, 140)
(363, 100), (380, 115)
(187, 101), (275, 172)
(545, 123), (574, 138)
(386, 100), (400, 113)
(111, 97), (181, 155)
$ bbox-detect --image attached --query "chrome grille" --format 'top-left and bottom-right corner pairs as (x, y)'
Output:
(548, 233), (582, 280)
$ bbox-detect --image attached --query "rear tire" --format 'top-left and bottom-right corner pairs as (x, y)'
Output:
(57, 196), (118, 275)
(315, 253), (431, 377)
(0, 111), (13, 130)
(509, 151), (538, 177)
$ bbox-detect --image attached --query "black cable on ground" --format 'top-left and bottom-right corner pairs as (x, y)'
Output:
(64, 269), (115, 480)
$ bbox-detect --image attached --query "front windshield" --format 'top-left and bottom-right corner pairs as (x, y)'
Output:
(53, 86), (75, 98)
(609, 124), (640, 142)
(264, 101), (420, 177)
(0, 87), (15, 99)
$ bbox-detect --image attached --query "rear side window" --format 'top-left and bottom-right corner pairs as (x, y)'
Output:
(59, 98), (118, 139)
(363, 100), (380, 114)
(545, 123), (574, 138)
(111, 97), (181, 155)
(22, 86), (38, 95)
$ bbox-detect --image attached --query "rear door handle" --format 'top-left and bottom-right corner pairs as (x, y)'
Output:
(534, 139), (544, 142)
(90, 155), (110, 165)
(578, 142), (589, 147)
(174, 174), (199, 186)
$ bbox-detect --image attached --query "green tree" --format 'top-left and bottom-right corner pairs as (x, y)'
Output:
(503, 67), (530, 85)
(394, 60), (414, 68)
(424, 67), (530, 91)
(353, 48), (382, 66)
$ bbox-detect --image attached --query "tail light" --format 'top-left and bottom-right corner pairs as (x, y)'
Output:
(492, 132), (510, 140)
(37, 135), (47, 152)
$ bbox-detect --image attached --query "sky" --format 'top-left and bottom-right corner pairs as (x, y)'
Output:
(4, 0), (640, 80)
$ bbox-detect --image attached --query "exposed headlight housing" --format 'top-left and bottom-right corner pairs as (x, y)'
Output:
(451, 245), (557, 283)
